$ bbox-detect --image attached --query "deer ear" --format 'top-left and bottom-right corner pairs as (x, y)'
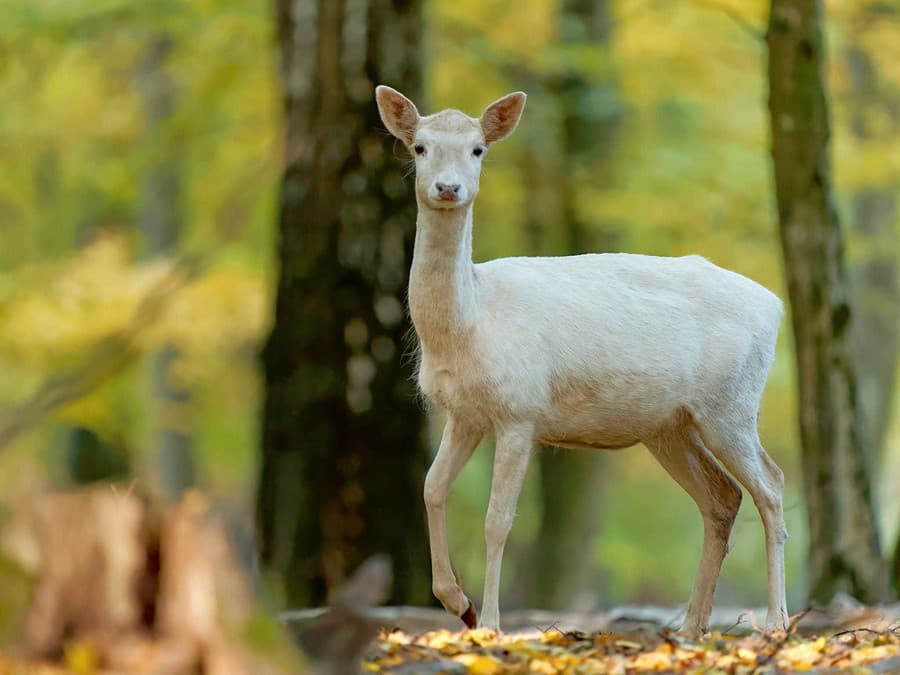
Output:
(376, 85), (420, 146)
(480, 92), (526, 145)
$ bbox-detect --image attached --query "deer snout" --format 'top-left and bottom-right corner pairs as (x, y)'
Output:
(435, 182), (461, 201)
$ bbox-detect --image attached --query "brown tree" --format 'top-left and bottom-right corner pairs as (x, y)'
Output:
(843, 6), (900, 596)
(137, 34), (195, 500)
(766, 0), (892, 603)
(526, 0), (622, 610)
(257, 0), (431, 606)
(846, 41), (899, 467)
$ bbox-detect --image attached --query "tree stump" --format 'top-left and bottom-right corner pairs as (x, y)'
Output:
(2, 485), (302, 674)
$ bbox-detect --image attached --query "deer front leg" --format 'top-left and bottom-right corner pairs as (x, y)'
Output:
(424, 417), (484, 625)
(480, 422), (534, 630)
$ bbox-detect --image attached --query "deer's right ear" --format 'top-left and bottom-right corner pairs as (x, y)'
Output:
(376, 85), (420, 146)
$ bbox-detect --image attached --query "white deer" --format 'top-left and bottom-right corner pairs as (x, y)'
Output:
(375, 85), (788, 636)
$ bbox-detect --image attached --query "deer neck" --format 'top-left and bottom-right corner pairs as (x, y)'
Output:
(408, 202), (478, 356)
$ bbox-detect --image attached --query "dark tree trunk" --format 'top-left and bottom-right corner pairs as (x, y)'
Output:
(766, 0), (892, 604)
(136, 34), (195, 501)
(896, 532), (900, 597)
(257, 0), (430, 607)
(529, 0), (622, 610)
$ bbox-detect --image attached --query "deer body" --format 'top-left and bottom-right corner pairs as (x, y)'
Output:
(413, 235), (781, 447)
(377, 85), (788, 636)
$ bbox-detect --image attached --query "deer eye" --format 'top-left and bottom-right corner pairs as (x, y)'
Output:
(414, 144), (425, 155)
(473, 146), (484, 157)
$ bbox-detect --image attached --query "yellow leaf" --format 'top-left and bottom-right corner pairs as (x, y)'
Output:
(633, 650), (673, 671)
(736, 647), (757, 664)
(528, 658), (558, 673)
(453, 653), (502, 674)
(63, 641), (98, 675)
(424, 629), (457, 649)
(467, 627), (499, 646)
(778, 642), (823, 669)
(539, 629), (570, 646)
(577, 657), (609, 674)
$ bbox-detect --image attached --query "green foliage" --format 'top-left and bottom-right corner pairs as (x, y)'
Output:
(430, 0), (899, 608)
(0, 0), (897, 610)
(0, 0), (274, 501)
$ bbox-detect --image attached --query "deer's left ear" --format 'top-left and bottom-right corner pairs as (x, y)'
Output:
(480, 92), (526, 145)
(376, 85), (420, 146)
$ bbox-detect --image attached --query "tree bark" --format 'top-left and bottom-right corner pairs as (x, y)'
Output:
(843, 13), (900, 596)
(257, 0), (430, 607)
(766, 0), (892, 603)
(136, 34), (195, 501)
(845, 43), (899, 465)
(553, 0), (620, 255)
(529, 0), (622, 610)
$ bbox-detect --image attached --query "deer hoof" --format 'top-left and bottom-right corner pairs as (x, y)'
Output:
(460, 601), (477, 629)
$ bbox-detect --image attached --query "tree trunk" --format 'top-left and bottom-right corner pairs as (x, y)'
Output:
(136, 34), (195, 501)
(554, 0), (620, 255)
(895, 526), (900, 596)
(845, 43), (899, 465)
(53, 37), (186, 488)
(843, 15), (900, 596)
(529, 0), (621, 610)
(257, 0), (430, 607)
(766, 0), (892, 604)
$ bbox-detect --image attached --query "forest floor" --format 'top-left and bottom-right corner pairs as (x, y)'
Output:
(285, 602), (900, 673)
(4, 486), (899, 673)
(1, 605), (898, 673)
(365, 625), (900, 673)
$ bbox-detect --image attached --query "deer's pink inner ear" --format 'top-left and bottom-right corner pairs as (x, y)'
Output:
(389, 100), (417, 140)
(376, 86), (419, 145)
(481, 92), (526, 145)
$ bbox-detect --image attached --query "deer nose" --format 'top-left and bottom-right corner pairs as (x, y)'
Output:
(435, 182), (461, 200)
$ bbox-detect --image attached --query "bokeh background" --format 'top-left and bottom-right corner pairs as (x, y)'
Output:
(0, 0), (898, 620)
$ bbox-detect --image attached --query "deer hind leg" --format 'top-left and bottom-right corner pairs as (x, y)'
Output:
(694, 411), (789, 632)
(646, 426), (742, 638)
(424, 417), (484, 624)
(479, 422), (534, 630)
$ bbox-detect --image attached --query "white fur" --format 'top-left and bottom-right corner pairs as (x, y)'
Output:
(376, 85), (789, 636)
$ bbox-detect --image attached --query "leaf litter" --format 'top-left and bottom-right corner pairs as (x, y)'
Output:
(365, 625), (900, 673)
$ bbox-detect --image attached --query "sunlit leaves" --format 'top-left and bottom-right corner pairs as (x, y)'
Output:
(0, 0), (278, 272)
(0, 234), (267, 441)
(1, 235), (158, 369)
(0, 0), (276, 493)
(0, 0), (898, 608)
(423, 0), (900, 610)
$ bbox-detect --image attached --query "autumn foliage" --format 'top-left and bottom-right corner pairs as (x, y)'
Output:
(368, 626), (900, 673)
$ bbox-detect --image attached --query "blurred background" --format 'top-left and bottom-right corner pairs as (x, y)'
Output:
(0, 0), (898, 630)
